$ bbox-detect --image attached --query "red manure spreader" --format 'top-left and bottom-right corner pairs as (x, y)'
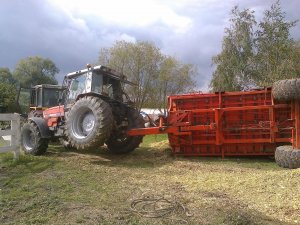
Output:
(129, 79), (300, 169)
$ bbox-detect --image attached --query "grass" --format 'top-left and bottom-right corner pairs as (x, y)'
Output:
(0, 135), (299, 225)
(140, 134), (168, 147)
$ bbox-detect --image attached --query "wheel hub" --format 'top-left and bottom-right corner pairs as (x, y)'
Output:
(71, 107), (96, 139)
(82, 112), (95, 135)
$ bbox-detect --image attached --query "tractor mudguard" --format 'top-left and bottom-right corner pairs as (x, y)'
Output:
(29, 117), (51, 138)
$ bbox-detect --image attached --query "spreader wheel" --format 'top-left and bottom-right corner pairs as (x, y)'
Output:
(272, 78), (300, 101)
(275, 146), (300, 169)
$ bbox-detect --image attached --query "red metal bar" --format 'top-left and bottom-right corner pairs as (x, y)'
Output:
(180, 124), (215, 132)
(222, 138), (290, 144)
(214, 108), (222, 145)
(295, 101), (300, 149)
(128, 126), (178, 136)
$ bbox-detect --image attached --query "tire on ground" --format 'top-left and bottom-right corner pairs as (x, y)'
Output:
(272, 78), (300, 101)
(106, 108), (144, 154)
(275, 145), (300, 169)
(65, 96), (113, 150)
(282, 148), (291, 168)
(59, 137), (74, 150)
(21, 122), (49, 155)
(274, 147), (283, 167)
(275, 146), (283, 167)
(289, 150), (300, 169)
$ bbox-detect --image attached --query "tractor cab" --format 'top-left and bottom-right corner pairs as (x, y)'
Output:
(30, 84), (65, 110)
(17, 84), (66, 117)
(64, 65), (135, 104)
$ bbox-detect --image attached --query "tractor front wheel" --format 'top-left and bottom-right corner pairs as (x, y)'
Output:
(21, 122), (49, 155)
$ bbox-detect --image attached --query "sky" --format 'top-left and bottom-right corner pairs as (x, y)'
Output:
(0, 0), (299, 90)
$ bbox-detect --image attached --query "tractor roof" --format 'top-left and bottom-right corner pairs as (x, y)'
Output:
(33, 84), (65, 89)
(66, 65), (136, 85)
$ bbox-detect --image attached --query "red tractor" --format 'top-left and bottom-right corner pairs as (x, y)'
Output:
(21, 65), (144, 155)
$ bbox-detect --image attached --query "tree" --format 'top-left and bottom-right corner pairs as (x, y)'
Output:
(0, 68), (16, 84)
(98, 41), (196, 110)
(0, 83), (17, 113)
(0, 68), (18, 112)
(13, 56), (59, 87)
(254, 0), (298, 86)
(210, 1), (299, 91)
(294, 40), (300, 74)
(210, 6), (256, 92)
(148, 56), (195, 114)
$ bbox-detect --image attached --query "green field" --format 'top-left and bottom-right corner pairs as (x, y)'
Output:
(0, 135), (299, 225)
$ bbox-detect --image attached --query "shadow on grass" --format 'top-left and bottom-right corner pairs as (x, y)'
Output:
(46, 144), (174, 169)
(45, 143), (283, 171)
(174, 155), (281, 171)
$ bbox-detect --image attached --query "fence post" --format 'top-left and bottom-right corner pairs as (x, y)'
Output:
(0, 113), (21, 160)
(11, 113), (21, 160)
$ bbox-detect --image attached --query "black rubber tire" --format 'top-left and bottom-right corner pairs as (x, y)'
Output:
(21, 122), (49, 155)
(275, 145), (300, 169)
(59, 137), (74, 150)
(65, 96), (113, 150)
(274, 147), (283, 167)
(289, 150), (300, 169)
(272, 78), (300, 101)
(106, 108), (144, 154)
(282, 149), (291, 168)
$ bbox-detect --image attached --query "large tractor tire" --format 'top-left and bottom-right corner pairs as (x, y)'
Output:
(21, 122), (49, 155)
(275, 145), (300, 169)
(272, 78), (300, 101)
(59, 136), (74, 150)
(106, 108), (144, 154)
(65, 96), (113, 150)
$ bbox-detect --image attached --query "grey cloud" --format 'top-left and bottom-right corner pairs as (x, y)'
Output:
(0, 0), (299, 89)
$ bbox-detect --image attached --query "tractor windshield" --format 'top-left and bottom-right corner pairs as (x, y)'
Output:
(68, 75), (86, 101)
(43, 89), (60, 107)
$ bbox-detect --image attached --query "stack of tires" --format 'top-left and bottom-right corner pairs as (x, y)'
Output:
(272, 78), (300, 169)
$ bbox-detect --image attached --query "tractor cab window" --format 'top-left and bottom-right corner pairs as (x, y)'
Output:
(102, 76), (123, 101)
(69, 75), (86, 100)
(43, 89), (60, 107)
(36, 88), (44, 107)
(91, 73), (103, 94)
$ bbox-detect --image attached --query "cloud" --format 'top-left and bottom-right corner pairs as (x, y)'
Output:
(0, 0), (299, 88)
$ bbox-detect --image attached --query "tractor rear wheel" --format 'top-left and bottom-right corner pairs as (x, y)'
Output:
(21, 122), (49, 155)
(59, 136), (74, 150)
(65, 96), (113, 150)
(272, 78), (300, 101)
(106, 108), (144, 154)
